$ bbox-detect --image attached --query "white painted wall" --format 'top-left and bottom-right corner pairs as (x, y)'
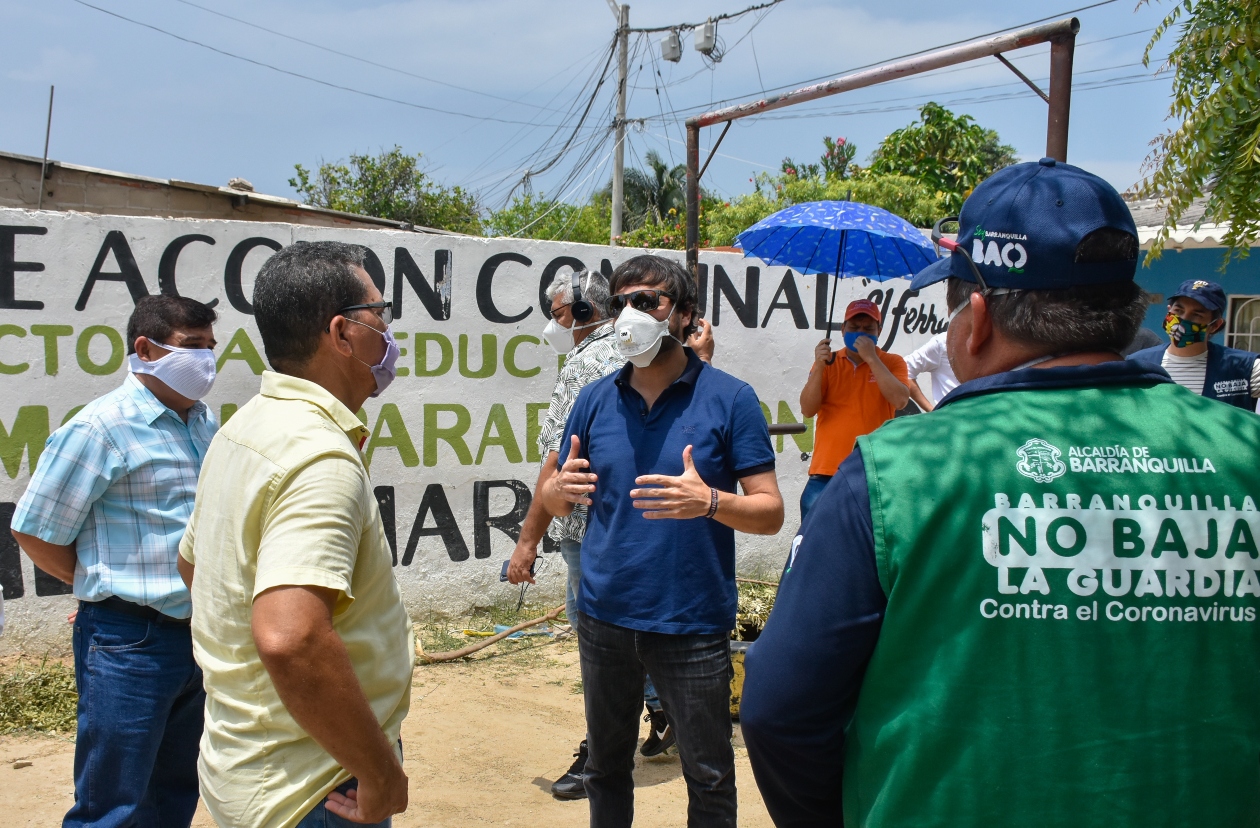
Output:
(0, 207), (946, 653)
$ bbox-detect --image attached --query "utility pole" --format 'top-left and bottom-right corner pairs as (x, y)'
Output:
(610, 3), (629, 245)
(37, 86), (54, 212)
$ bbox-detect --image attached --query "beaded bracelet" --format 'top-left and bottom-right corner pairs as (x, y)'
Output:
(706, 487), (719, 518)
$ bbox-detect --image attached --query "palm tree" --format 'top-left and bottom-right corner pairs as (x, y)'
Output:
(607, 150), (688, 230)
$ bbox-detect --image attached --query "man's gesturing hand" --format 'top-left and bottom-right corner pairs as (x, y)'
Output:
(324, 762), (408, 824)
(630, 445), (712, 520)
(552, 435), (597, 506)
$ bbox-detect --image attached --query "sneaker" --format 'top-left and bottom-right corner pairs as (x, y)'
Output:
(640, 710), (675, 757)
(551, 740), (588, 800)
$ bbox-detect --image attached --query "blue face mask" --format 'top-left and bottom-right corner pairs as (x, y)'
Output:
(843, 331), (878, 352)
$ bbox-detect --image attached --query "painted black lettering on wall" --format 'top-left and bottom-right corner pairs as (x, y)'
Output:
(394, 248), (452, 321)
(224, 237), (283, 315)
(476, 252), (533, 324)
(375, 486), (397, 565)
(0, 226), (46, 310)
(363, 249), (388, 294)
(158, 234), (218, 307)
(711, 266), (758, 328)
(761, 270), (808, 329)
(0, 501), (73, 599)
(0, 503), (23, 600)
(76, 230), (149, 311)
(403, 484), (470, 563)
(473, 480), (531, 560)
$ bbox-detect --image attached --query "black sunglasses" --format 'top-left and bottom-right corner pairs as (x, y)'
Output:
(607, 289), (675, 316)
(339, 301), (394, 325)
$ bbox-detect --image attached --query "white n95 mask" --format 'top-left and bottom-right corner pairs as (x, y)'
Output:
(129, 343), (217, 400)
(542, 317), (600, 355)
(615, 305), (674, 368)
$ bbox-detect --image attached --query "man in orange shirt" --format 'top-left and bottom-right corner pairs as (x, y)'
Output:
(799, 299), (909, 519)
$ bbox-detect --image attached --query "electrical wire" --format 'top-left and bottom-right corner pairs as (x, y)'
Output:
(638, 0), (1126, 125)
(69, 0), (569, 127)
(171, 0), (568, 113)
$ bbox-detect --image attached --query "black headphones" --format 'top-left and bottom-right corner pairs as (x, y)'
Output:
(570, 269), (594, 323)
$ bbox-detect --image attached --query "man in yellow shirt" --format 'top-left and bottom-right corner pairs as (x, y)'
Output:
(179, 241), (414, 828)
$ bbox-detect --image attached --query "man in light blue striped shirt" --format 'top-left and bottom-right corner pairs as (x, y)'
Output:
(12, 294), (218, 828)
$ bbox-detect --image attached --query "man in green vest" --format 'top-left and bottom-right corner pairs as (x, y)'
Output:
(740, 158), (1260, 827)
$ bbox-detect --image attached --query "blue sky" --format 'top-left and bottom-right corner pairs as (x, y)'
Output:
(0, 0), (1177, 215)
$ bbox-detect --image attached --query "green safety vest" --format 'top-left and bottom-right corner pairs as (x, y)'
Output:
(847, 379), (1260, 827)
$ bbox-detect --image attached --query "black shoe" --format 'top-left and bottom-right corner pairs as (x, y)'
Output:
(551, 740), (588, 800)
(640, 710), (675, 757)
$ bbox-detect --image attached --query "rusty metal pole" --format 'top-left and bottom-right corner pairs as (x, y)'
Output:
(1046, 27), (1077, 162)
(686, 123), (700, 278)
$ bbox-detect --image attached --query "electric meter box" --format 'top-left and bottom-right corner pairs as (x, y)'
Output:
(695, 20), (717, 54)
(661, 30), (682, 62)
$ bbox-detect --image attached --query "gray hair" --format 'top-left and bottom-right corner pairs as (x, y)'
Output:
(946, 276), (1149, 355)
(254, 241), (370, 372)
(546, 269), (610, 320)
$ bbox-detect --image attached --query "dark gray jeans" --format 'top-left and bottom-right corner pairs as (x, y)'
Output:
(576, 611), (736, 828)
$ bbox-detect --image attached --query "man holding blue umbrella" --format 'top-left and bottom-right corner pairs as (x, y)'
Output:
(799, 299), (909, 519)
(734, 200), (935, 521)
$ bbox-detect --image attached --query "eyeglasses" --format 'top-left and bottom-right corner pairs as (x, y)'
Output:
(339, 301), (393, 325)
(607, 289), (675, 316)
(931, 216), (992, 293)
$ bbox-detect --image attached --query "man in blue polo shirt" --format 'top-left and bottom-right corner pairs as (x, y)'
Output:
(540, 254), (783, 827)
(1128, 279), (1260, 410)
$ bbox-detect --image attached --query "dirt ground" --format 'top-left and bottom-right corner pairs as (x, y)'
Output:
(0, 635), (775, 827)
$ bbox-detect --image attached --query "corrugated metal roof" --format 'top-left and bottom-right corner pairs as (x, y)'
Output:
(0, 149), (464, 235)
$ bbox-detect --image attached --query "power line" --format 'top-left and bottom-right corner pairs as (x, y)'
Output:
(639, 0), (1126, 124)
(171, 0), (567, 114)
(627, 0), (786, 34)
(69, 0), (565, 127)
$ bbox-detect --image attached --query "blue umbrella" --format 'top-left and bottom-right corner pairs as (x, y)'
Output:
(735, 200), (940, 339)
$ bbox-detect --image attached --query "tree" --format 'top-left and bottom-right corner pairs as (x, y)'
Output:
(483, 192), (612, 245)
(868, 103), (1018, 213)
(782, 136), (857, 182)
(1139, 0), (1260, 262)
(290, 146), (481, 234)
(606, 150), (688, 231)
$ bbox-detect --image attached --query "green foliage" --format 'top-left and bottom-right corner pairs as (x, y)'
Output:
(618, 150), (688, 229)
(735, 580), (778, 641)
(782, 135), (857, 182)
(1139, 0), (1260, 263)
(868, 102), (1018, 213)
(0, 658), (78, 735)
(483, 192), (612, 245)
(290, 146), (482, 234)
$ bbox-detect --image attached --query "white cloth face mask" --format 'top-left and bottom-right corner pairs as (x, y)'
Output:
(615, 305), (676, 368)
(542, 316), (600, 355)
(128, 343), (217, 400)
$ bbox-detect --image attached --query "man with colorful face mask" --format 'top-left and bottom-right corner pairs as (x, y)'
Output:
(179, 242), (413, 828)
(540, 254), (784, 828)
(11, 294), (218, 828)
(798, 300), (910, 520)
(741, 159), (1260, 827)
(1128, 279), (1260, 410)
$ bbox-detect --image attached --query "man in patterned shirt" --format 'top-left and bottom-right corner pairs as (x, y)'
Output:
(11, 295), (218, 828)
(507, 268), (713, 800)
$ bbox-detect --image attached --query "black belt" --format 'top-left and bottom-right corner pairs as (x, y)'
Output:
(88, 596), (190, 626)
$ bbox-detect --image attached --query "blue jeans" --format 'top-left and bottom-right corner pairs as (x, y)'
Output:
(576, 611), (736, 828)
(294, 780), (390, 828)
(561, 540), (662, 714)
(66, 601), (204, 828)
(799, 475), (832, 523)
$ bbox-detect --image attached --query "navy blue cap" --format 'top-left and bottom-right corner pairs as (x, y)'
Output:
(1169, 279), (1226, 313)
(911, 158), (1138, 291)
